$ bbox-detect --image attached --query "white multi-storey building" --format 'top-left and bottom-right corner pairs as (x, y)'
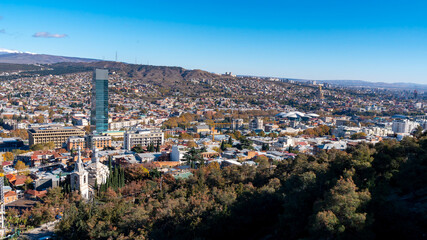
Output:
(170, 145), (186, 162)
(249, 117), (264, 131)
(109, 118), (150, 131)
(124, 129), (164, 150)
(392, 119), (419, 134)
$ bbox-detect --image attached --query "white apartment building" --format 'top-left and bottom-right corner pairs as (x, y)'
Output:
(124, 129), (164, 150)
(170, 145), (186, 162)
(250, 117), (264, 131)
(362, 127), (393, 136)
(392, 119), (419, 134)
(109, 119), (150, 131)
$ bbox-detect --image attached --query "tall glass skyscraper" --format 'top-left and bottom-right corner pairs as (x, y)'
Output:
(91, 69), (109, 133)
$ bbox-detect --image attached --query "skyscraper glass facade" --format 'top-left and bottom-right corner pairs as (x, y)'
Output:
(91, 69), (109, 133)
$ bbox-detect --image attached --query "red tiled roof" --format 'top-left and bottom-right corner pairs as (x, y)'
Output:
(25, 189), (47, 198)
(5, 174), (16, 181)
(2, 161), (12, 166)
(12, 176), (27, 186)
(5, 191), (16, 197)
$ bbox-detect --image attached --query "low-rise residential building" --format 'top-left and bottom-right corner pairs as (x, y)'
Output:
(195, 124), (211, 135)
(0, 137), (26, 152)
(4, 191), (18, 204)
(136, 152), (163, 163)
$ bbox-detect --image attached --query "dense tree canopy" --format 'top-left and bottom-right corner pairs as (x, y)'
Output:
(13, 133), (425, 240)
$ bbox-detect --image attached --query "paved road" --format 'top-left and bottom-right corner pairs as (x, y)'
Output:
(19, 220), (57, 240)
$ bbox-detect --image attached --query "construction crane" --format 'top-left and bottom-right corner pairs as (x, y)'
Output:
(208, 122), (233, 142)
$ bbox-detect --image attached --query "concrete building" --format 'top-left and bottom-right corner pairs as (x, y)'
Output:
(0, 138), (25, 152)
(248, 136), (278, 146)
(86, 135), (112, 150)
(109, 119), (149, 131)
(232, 119), (244, 130)
(250, 117), (264, 131)
(136, 152), (163, 163)
(123, 129), (164, 150)
(392, 119), (419, 134)
(91, 69), (109, 133)
(361, 127), (393, 136)
(28, 125), (85, 148)
(274, 136), (295, 149)
(195, 124), (211, 135)
(265, 123), (279, 132)
(67, 136), (85, 151)
(170, 145), (186, 161)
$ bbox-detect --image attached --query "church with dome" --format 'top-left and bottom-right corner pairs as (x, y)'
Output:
(86, 148), (110, 187)
(71, 147), (110, 200)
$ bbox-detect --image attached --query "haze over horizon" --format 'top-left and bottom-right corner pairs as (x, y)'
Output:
(1, 0), (427, 84)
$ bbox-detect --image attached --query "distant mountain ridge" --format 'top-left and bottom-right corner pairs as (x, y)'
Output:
(53, 61), (219, 82)
(0, 48), (100, 64)
(1, 48), (425, 91)
(239, 74), (427, 91)
(315, 79), (427, 91)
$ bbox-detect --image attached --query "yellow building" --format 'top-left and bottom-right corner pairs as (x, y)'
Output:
(67, 136), (86, 151)
(28, 125), (85, 148)
(87, 135), (112, 150)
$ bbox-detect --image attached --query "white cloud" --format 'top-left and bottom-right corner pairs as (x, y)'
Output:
(32, 32), (68, 38)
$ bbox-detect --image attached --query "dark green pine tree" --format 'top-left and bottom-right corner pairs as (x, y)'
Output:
(220, 141), (227, 151)
(121, 168), (125, 187)
(148, 143), (155, 152)
(113, 167), (119, 189)
(262, 143), (269, 151)
(156, 142), (160, 152)
(3, 176), (10, 186)
(94, 179), (98, 193)
(228, 136), (233, 145)
(108, 157), (112, 173)
(118, 165), (122, 188)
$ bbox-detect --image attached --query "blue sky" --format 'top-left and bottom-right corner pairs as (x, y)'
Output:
(1, 0), (427, 84)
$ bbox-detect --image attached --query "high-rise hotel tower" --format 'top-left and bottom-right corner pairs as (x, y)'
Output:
(91, 69), (109, 133)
